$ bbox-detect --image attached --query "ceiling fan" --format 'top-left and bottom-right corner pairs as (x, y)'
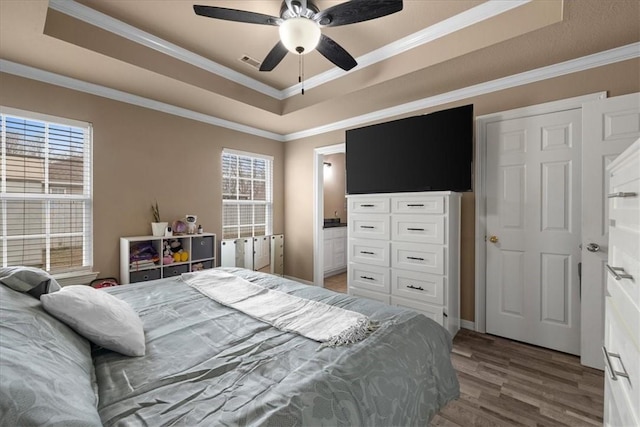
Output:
(193, 0), (403, 72)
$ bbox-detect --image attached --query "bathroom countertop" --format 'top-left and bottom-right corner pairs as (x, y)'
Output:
(323, 223), (347, 229)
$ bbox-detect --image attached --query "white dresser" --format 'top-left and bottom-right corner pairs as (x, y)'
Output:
(603, 139), (639, 427)
(347, 191), (460, 336)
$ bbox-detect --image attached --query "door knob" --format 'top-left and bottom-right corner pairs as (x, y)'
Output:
(586, 243), (600, 252)
(489, 235), (499, 243)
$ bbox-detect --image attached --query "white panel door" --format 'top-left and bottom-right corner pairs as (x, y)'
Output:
(581, 93), (640, 369)
(486, 109), (582, 355)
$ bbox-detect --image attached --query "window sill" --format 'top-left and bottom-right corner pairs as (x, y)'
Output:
(53, 270), (99, 287)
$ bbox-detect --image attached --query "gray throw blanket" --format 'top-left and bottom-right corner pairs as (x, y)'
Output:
(181, 269), (377, 347)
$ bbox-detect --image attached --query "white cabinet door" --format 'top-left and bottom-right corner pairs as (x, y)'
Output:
(324, 235), (334, 273)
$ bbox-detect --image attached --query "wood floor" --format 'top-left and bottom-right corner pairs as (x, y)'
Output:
(432, 329), (604, 426)
(323, 272), (605, 427)
(324, 271), (347, 293)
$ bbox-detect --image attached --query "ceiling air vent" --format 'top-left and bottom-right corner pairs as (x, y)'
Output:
(239, 55), (261, 69)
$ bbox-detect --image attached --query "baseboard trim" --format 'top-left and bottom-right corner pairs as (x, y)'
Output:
(460, 319), (476, 331)
(285, 275), (315, 286)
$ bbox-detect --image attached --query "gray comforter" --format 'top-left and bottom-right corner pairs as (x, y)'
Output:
(94, 268), (459, 426)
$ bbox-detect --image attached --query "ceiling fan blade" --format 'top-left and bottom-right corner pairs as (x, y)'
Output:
(193, 5), (280, 26)
(316, 34), (357, 71)
(259, 41), (289, 71)
(314, 0), (403, 27)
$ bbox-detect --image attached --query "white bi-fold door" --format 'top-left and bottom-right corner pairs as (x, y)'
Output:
(486, 108), (582, 355)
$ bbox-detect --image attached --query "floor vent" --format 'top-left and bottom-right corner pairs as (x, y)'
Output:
(239, 55), (261, 69)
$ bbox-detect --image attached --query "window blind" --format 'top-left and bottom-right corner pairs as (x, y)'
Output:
(0, 107), (93, 273)
(221, 149), (273, 240)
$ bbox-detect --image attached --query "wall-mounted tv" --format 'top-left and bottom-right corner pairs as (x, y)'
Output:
(346, 104), (473, 194)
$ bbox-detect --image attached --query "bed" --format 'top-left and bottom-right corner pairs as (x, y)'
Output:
(0, 267), (459, 426)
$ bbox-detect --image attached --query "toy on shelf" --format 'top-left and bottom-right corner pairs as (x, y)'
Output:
(168, 239), (189, 263)
(185, 215), (197, 234)
(162, 241), (174, 264)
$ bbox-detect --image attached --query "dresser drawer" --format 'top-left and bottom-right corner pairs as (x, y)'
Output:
(348, 197), (390, 214)
(349, 263), (390, 293)
(349, 215), (390, 240)
(391, 270), (444, 305)
(391, 242), (444, 274)
(609, 226), (639, 307)
(391, 295), (444, 325)
(604, 296), (639, 427)
(604, 374), (639, 427)
(349, 286), (390, 305)
(391, 215), (445, 244)
(349, 239), (389, 267)
(609, 145), (639, 233)
(391, 195), (445, 214)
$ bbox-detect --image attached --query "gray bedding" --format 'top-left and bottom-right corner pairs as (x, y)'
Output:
(1, 267), (459, 426)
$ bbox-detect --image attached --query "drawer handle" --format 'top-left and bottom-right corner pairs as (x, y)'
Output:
(360, 251), (375, 255)
(360, 275), (375, 281)
(407, 228), (425, 231)
(407, 204), (424, 207)
(360, 204), (375, 207)
(606, 264), (633, 280)
(602, 346), (630, 382)
(407, 285), (424, 291)
(407, 256), (425, 261)
(607, 192), (637, 198)
(360, 226), (375, 229)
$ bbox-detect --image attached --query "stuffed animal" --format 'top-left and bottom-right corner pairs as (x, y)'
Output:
(169, 239), (189, 262)
(162, 241), (174, 264)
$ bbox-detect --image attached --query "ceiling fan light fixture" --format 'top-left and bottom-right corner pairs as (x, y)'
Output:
(279, 17), (320, 54)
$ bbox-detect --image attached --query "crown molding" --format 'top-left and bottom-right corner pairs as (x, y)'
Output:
(282, 42), (640, 141)
(48, 0), (531, 100)
(48, 0), (284, 100)
(0, 60), (285, 141)
(1, 43), (637, 142)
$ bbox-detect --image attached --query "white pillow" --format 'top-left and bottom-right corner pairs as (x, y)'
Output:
(40, 285), (145, 357)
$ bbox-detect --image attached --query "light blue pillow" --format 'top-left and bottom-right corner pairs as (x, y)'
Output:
(0, 284), (102, 426)
(0, 266), (61, 298)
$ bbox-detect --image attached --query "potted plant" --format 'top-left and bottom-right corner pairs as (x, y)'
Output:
(150, 201), (168, 237)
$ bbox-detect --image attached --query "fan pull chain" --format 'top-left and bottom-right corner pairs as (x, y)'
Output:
(298, 54), (305, 95)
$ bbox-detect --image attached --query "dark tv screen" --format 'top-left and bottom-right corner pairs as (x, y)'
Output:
(346, 104), (473, 194)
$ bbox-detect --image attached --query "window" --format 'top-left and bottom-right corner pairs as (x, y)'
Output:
(222, 149), (272, 239)
(0, 107), (93, 273)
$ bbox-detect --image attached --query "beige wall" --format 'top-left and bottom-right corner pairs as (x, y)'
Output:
(0, 73), (285, 281)
(322, 153), (347, 222)
(2, 59), (639, 322)
(284, 59), (640, 323)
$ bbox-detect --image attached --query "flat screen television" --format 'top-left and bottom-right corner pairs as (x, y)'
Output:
(346, 104), (473, 194)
